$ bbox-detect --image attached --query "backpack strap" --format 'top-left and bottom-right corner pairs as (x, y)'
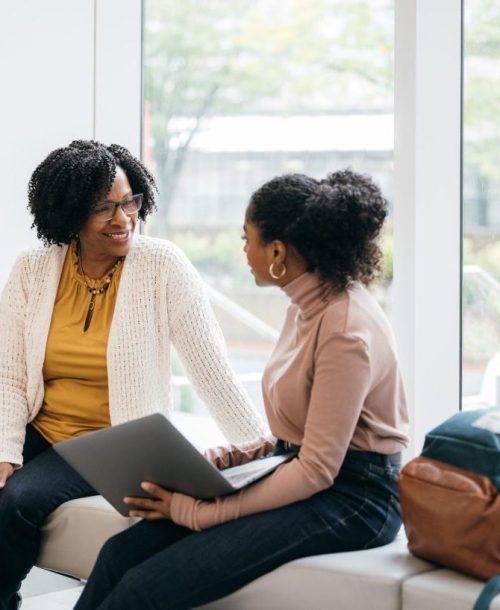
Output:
(473, 575), (500, 610)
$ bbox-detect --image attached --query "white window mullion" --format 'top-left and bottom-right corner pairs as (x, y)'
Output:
(393, 0), (462, 455)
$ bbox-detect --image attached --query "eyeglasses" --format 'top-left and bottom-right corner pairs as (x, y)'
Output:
(91, 193), (143, 222)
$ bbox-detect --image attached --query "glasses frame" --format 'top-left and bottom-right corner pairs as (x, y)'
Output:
(91, 193), (143, 222)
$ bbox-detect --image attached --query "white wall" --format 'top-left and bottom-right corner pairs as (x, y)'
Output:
(0, 1), (94, 285)
(0, 0), (142, 289)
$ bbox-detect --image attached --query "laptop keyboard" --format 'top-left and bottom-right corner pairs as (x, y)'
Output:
(223, 454), (294, 488)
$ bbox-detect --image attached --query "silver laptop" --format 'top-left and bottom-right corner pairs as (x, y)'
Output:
(54, 413), (295, 516)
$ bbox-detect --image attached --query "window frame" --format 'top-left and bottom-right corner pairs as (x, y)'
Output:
(392, 0), (462, 453)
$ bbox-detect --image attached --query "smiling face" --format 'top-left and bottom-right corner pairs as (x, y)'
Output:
(78, 166), (137, 267)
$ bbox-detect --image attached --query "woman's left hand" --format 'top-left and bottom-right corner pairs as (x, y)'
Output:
(124, 482), (174, 520)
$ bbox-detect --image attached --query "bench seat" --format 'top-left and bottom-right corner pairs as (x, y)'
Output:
(37, 497), (437, 610)
(200, 535), (435, 610)
(403, 569), (500, 610)
(38, 496), (135, 580)
(36, 497), (498, 609)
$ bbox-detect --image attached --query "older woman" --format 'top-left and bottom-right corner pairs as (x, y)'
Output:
(75, 169), (409, 610)
(0, 140), (265, 610)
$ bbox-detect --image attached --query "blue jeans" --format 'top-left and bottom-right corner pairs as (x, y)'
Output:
(75, 450), (401, 610)
(0, 425), (96, 610)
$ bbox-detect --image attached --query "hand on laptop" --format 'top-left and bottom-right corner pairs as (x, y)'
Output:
(124, 482), (174, 520)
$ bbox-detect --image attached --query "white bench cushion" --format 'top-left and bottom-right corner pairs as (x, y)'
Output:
(199, 536), (436, 610)
(37, 498), (438, 610)
(37, 496), (135, 580)
(403, 569), (500, 610)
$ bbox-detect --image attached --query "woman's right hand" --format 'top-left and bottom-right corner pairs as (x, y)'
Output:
(0, 462), (14, 488)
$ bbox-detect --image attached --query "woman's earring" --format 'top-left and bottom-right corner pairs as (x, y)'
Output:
(269, 262), (286, 280)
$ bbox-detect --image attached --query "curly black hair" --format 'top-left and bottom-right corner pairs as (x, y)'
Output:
(246, 169), (388, 291)
(28, 140), (158, 245)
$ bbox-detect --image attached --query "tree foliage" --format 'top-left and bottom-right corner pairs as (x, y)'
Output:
(464, 0), (500, 183)
(144, 0), (394, 223)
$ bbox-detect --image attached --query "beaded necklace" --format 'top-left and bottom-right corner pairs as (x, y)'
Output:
(76, 243), (124, 332)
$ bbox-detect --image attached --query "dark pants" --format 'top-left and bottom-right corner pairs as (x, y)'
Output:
(0, 425), (96, 610)
(75, 451), (402, 610)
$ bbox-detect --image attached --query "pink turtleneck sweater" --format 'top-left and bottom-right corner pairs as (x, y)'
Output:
(170, 273), (409, 531)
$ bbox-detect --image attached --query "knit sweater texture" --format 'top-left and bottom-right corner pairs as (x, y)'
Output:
(171, 272), (409, 530)
(0, 234), (266, 465)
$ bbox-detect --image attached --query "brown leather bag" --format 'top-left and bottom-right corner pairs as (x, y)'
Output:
(399, 455), (500, 580)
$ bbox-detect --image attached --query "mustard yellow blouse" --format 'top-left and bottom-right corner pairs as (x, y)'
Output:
(33, 243), (123, 444)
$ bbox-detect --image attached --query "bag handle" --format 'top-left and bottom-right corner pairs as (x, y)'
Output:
(474, 576), (500, 610)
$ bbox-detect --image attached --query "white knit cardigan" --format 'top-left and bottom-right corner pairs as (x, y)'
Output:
(0, 234), (267, 465)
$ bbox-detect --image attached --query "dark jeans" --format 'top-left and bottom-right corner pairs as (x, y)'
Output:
(0, 425), (96, 610)
(75, 451), (402, 610)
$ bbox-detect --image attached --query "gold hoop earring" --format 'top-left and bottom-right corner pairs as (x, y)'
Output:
(269, 262), (286, 280)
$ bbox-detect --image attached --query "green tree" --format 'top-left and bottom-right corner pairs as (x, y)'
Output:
(144, 0), (393, 227)
(464, 0), (500, 227)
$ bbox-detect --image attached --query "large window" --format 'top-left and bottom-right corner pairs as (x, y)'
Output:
(463, 0), (500, 409)
(143, 0), (394, 443)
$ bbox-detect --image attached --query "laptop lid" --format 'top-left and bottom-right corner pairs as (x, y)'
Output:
(53, 413), (293, 516)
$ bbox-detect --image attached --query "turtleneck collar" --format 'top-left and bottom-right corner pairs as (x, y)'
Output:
(282, 272), (339, 319)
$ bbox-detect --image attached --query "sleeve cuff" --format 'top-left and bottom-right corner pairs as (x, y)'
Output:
(170, 492), (201, 531)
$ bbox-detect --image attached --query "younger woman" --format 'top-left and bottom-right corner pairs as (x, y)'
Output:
(75, 169), (409, 610)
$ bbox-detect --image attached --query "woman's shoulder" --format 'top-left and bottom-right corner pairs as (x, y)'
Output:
(130, 234), (198, 275)
(322, 283), (390, 337)
(132, 234), (183, 257)
(129, 235), (205, 302)
(12, 243), (65, 274)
